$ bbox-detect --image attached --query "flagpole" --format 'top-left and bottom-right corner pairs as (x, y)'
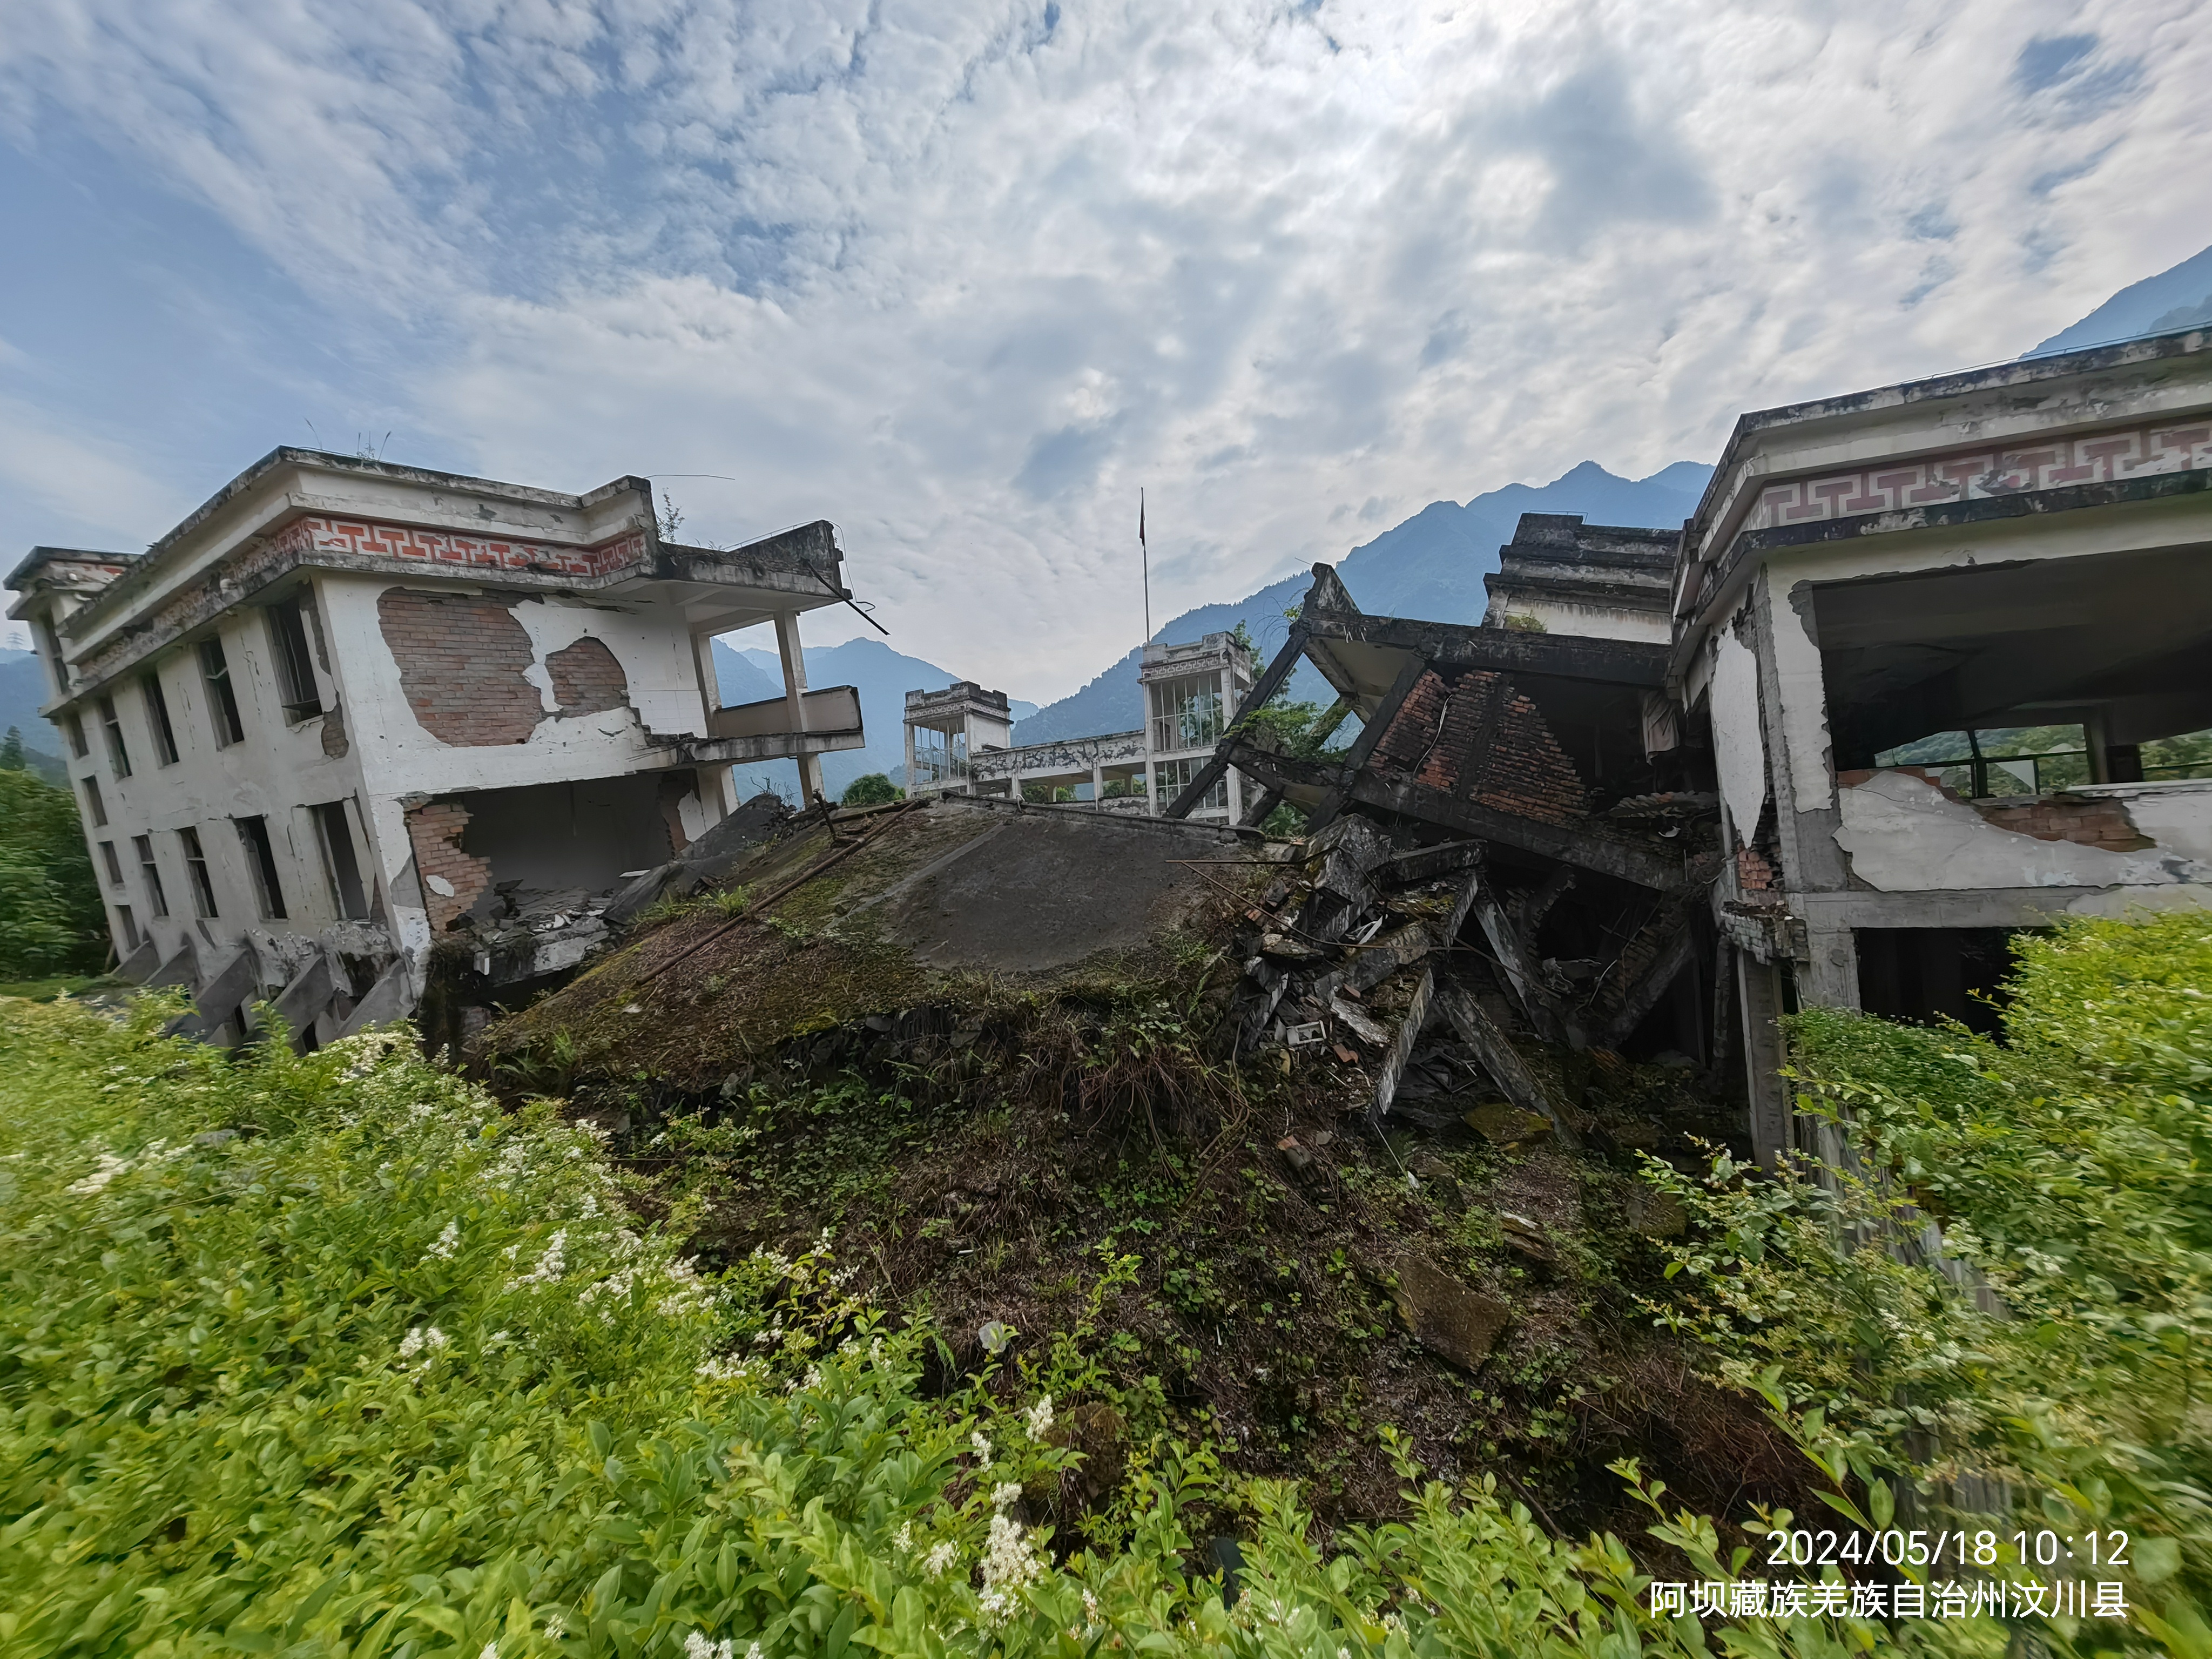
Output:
(1140, 488), (1151, 646)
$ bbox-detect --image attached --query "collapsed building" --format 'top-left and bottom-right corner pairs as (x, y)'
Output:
(1163, 326), (2212, 1164)
(11, 328), (2210, 1168)
(6, 448), (865, 1043)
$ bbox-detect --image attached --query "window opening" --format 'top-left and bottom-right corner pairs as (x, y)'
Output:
(266, 596), (323, 720)
(235, 815), (288, 920)
(98, 694), (131, 777)
(1149, 675), (1225, 752)
(99, 841), (123, 887)
(64, 711), (88, 758)
(33, 613), (65, 698)
(1873, 726), (2090, 799)
(198, 637), (245, 746)
(311, 802), (369, 920)
(179, 827), (219, 918)
(82, 776), (107, 828)
(141, 670), (180, 765)
(1152, 757), (1226, 811)
(134, 834), (168, 918)
(116, 904), (138, 953)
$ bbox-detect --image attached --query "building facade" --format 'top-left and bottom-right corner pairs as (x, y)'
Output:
(7, 447), (864, 1044)
(1665, 326), (2212, 1163)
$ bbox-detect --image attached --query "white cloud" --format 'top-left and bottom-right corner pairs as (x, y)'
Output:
(2, 0), (2208, 699)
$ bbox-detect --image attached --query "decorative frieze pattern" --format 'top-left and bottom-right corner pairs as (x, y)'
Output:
(1748, 420), (2212, 531)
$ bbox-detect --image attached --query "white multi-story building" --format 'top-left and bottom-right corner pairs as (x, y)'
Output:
(7, 447), (864, 1046)
(901, 632), (1258, 822)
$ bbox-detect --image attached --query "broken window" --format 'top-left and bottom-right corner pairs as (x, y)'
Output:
(81, 775), (107, 828)
(134, 834), (168, 918)
(99, 840), (123, 887)
(1150, 675), (1225, 753)
(265, 596), (323, 720)
(1811, 547), (2212, 792)
(179, 827), (218, 918)
(1873, 726), (2089, 799)
(97, 694), (130, 778)
(1154, 757), (1226, 811)
(141, 669), (180, 766)
(312, 801), (369, 920)
(64, 711), (87, 759)
(114, 903), (138, 953)
(198, 637), (246, 746)
(234, 815), (288, 921)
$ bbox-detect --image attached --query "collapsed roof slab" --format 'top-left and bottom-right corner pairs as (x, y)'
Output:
(484, 793), (1269, 1093)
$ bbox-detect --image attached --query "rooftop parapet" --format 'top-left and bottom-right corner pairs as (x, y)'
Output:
(1141, 631), (1253, 680)
(905, 682), (1011, 723)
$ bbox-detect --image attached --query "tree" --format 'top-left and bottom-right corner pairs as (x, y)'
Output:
(0, 727), (23, 771)
(0, 768), (107, 976)
(839, 772), (903, 807)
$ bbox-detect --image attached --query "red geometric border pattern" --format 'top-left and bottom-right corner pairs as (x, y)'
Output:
(1749, 420), (2212, 531)
(278, 516), (648, 578)
(73, 518), (651, 685)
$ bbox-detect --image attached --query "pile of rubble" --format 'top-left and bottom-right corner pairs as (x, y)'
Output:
(1230, 809), (1719, 1153)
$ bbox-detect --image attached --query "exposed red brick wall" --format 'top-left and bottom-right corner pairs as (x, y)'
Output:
(547, 636), (631, 717)
(1974, 794), (2153, 852)
(1838, 768), (2155, 852)
(377, 589), (543, 745)
(1374, 669), (1587, 824)
(406, 801), (494, 930)
(1737, 846), (1777, 890)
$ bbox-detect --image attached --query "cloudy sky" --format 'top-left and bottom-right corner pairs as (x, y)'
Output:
(2, 0), (2206, 699)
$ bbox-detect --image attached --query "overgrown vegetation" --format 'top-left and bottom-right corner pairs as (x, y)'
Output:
(842, 773), (906, 807)
(1652, 909), (2212, 1653)
(5, 912), (2204, 1654)
(0, 752), (106, 977)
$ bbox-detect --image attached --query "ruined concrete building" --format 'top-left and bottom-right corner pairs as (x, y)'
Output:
(7, 448), (865, 1042)
(1169, 325), (2211, 1164)
(902, 632), (1258, 822)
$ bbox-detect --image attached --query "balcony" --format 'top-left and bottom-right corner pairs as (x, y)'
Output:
(677, 684), (865, 764)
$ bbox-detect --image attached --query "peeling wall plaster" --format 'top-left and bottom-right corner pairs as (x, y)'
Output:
(2089, 781), (2212, 867)
(1711, 629), (1767, 846)
(1771, 578), (1835, 813)
(1835, 771), (2212, 892)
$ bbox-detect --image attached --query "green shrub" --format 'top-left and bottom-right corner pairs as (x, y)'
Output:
(840, 774), (905, 808)
(1, 990), (2141, 1656)
(1650, 911), (2212, 1653)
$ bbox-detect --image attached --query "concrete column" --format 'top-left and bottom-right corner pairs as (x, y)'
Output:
(1090, 764), (1104, 808)
(904, 719), (918, 797)
(773, 611), (825, 806)
(1800, 926), (1860, 1010)
(686, 632), (737, 819)
(1737, 950), (1791, 1170)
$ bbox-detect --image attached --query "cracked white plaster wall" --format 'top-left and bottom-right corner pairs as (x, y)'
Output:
(2092, 781), (2212, 866)
(1771, 576), (1835, 814)
(1835, 771), (2212, 893)
(507, 598), (704, 737)
(1711, 628), (1766, 847)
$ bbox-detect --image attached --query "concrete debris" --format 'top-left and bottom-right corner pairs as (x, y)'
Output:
(1389, 1255), (1510, 1373)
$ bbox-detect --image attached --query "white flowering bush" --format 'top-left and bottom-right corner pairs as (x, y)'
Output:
(2, 988), (2148, 1657)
